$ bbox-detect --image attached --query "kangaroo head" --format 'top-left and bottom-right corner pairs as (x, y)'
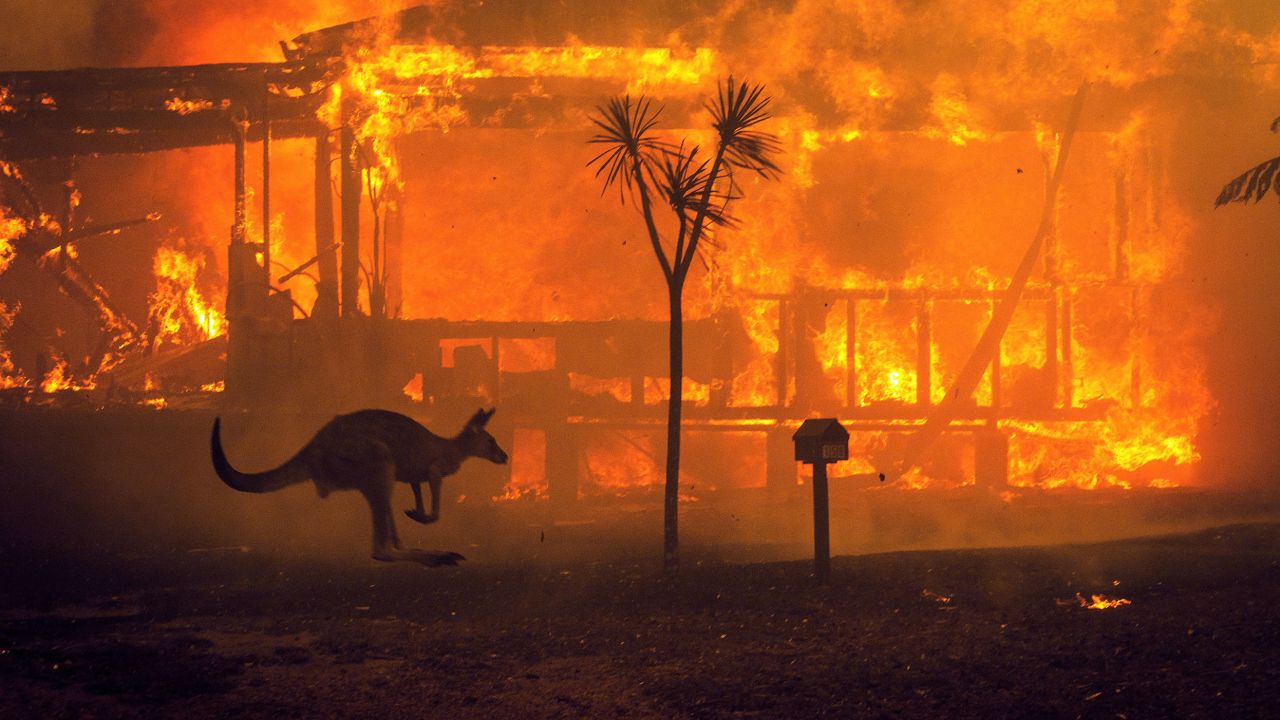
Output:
(460, 407), (508, 465)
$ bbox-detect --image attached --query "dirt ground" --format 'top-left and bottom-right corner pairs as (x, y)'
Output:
(3, 523), (1279, 719)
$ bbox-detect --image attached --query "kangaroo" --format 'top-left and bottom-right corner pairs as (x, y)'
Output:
(211, 407), (508, 567)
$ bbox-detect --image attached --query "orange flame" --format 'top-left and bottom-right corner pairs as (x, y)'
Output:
(148, 245), (226, 348)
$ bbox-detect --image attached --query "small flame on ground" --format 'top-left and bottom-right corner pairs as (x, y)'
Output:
(922, 588), (953, 604)
(1075, 592), (1132, 610)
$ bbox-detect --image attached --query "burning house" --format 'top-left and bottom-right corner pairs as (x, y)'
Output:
(0, 1), (1276, 531)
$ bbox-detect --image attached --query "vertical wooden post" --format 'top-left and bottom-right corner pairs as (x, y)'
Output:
(60, 158), (76, 258)
(990, 322), (1002, 413)
(547, 424), (579, 510)
(313, 129), (339, 317)
(228, 115), (248, 318)
(811, 461), (830, 583)
(1114, 168), (1130, 281)
(916, 295), (931, 407)
(339, 107), (361, 317)
(233, 117), (247, 243)
(385, 190), (404, 318)
(261, 87), (271, 290)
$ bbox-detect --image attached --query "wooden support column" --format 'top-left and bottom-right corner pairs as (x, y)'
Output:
(339, 112), (361, 317)
(811, 461), (830, 583)
(1114, 168), (1130, 281)
(261, 90), (272, 290)
(385, 191), (404, 318)
(313, 129), (339, 317)
(990, 310), (1002, 413)
(227, 115), (248, 318)
(60, 158), (76, 259)
(547, 424), (580, 509)
(916, 295), (931, 407)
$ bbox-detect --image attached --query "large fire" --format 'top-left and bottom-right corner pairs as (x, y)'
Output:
(2, 1), (1274, 500)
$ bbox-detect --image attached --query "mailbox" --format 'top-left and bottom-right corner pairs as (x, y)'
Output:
(792, 418), (849, 463)
(791, 418), (849, 584)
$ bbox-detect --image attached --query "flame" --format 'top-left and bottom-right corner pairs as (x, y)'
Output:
(148, 245), (226, 348)
(39, 359), (95, 393)
(1075, 592), (1132, 610)
(402, 373), (423, 402)
(164, 97), (217, 115)
(11, 1), (1243, 498)
(0, 301), (29, 389)
(922, 74), (989, 147)
(922, 588), (953, 604)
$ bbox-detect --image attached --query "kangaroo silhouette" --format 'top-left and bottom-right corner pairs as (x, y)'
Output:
(211, 407), (508, 566)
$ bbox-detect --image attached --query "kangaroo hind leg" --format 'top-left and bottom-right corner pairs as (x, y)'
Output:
(363, 464), (463, 567)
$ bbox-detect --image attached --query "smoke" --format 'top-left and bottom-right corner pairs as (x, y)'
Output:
(0, 0), (98, 70)
(4, 1), (1280, 560)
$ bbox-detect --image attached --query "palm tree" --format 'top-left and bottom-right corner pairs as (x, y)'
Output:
(1216, 116), (1280, 206)
(588, 79), (781, 573)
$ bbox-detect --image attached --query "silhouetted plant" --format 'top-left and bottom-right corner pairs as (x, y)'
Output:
(588, 79), (781, 573)
(1216, 115), (1280, 207)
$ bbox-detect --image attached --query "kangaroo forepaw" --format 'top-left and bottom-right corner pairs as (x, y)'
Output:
(404, 509), (437, 525)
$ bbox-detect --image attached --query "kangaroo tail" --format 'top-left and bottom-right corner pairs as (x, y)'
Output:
(211, 417), (310, 493)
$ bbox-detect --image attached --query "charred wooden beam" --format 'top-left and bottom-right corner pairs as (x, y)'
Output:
(339, 104), (361, 317)
(313, 130), (339, 317)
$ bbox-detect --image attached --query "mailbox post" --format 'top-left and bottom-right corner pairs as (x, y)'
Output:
(793, 418), (849, 583)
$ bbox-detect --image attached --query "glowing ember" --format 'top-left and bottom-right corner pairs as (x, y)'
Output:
(402, 374), (423, 402)
(922, 588), (953, 604)
(1076, 592), (1132, 610)
(164, 97), (216, 115)
(494, 429), (549, 502)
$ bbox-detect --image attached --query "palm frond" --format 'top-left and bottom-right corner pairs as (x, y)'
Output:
(587, 96), (669, 203)
(708, 77), (783, 178)
(654, 143), (736, 227)
(1216, 155), (1280, 207)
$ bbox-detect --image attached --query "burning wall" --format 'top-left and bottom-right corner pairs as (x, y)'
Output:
(3, 1), (1279, 496)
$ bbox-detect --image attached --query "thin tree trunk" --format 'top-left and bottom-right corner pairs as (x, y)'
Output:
(664, 279), (683, 573)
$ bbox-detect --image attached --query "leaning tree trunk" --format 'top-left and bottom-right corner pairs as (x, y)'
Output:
(664, 278), (684, 573)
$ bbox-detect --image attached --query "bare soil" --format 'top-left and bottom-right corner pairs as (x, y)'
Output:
(3, 523), (1279, 719)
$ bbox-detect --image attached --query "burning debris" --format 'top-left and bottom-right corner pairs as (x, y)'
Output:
(1073, 592), (1134, 611)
